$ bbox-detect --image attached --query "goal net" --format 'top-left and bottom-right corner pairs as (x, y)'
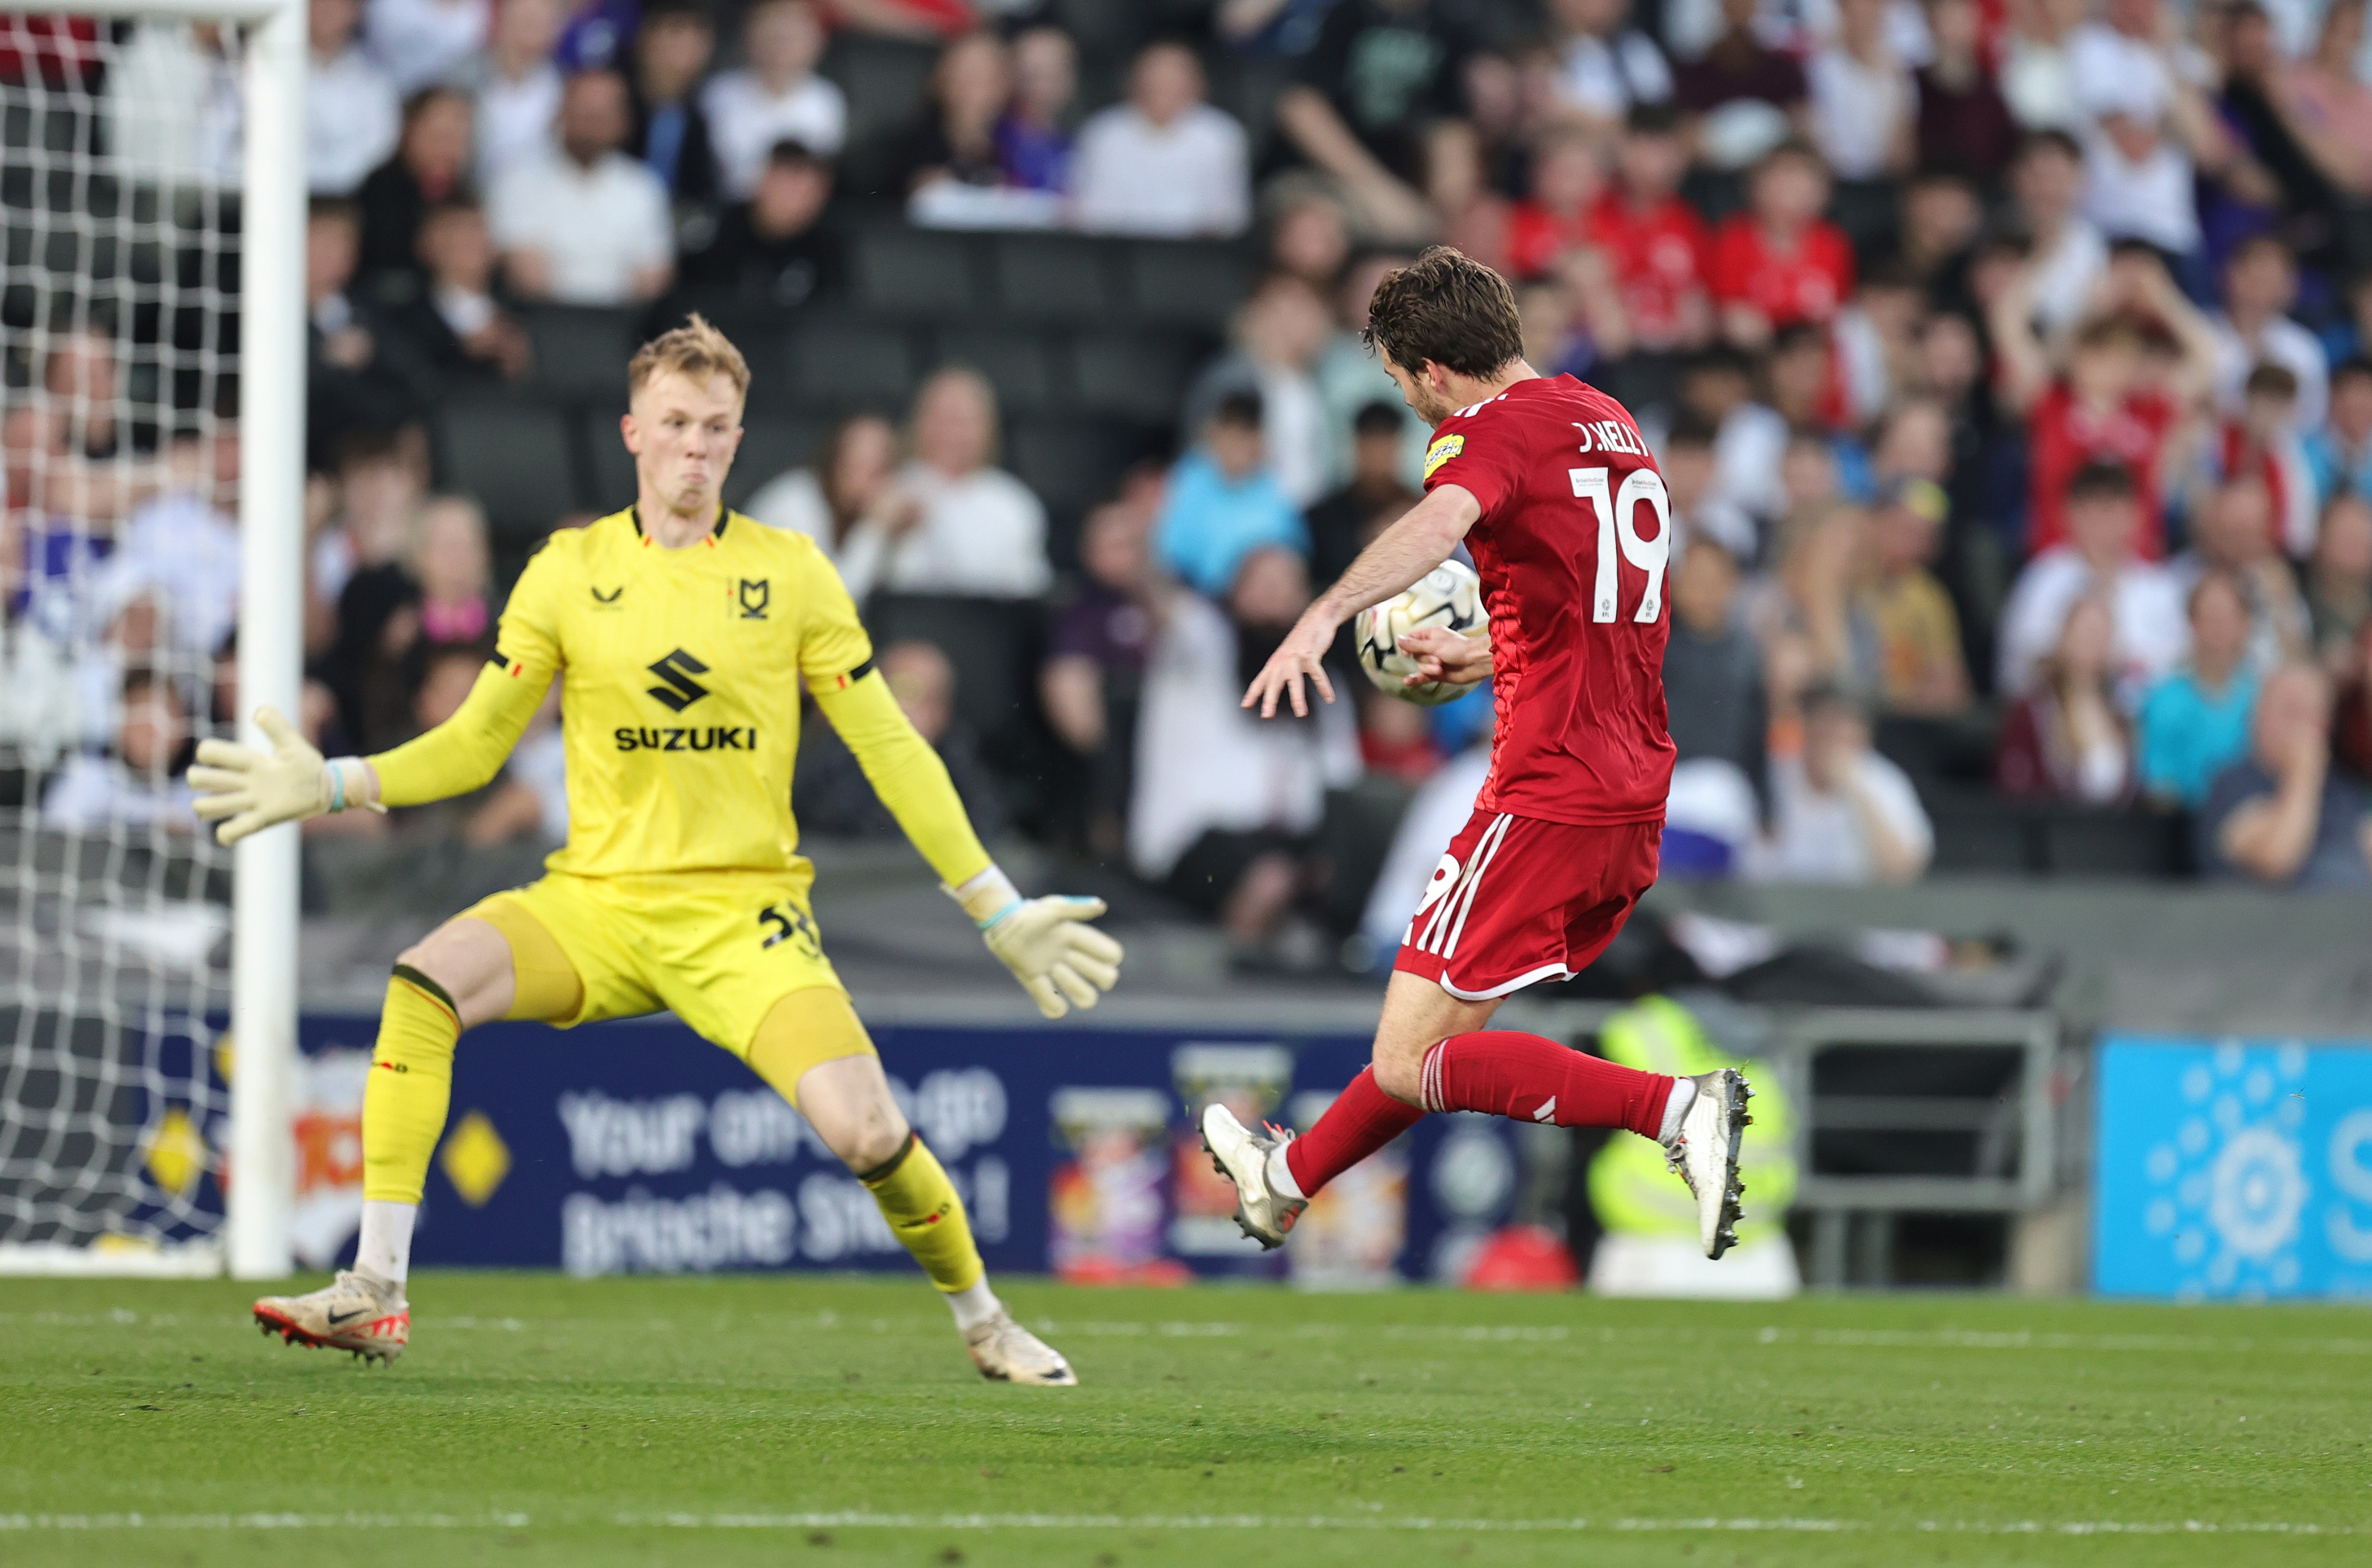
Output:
(0, 2), (301, 1274)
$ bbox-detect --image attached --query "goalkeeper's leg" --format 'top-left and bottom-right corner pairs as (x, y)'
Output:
(749, 989), (1075, 1387)
(253, 908), (581, 1362)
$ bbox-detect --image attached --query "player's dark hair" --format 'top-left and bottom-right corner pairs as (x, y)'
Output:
(1211, 389), (1264, 429)
(1665, 410), (1720, 449)
(2245, 361), (2300, 401)
(1624, 99), (1683, 136)
(2066, 460), (2136, 505)
(766, 137), (826, 170)
(1362, 247), (1526, 379)
(2016, 126), (2084, 165)
(1771, 320), (1828, 358)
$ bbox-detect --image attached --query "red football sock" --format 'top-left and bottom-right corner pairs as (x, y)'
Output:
(1419, 1030), (1673, 1139)
(1283, 1067), (1424, 1198)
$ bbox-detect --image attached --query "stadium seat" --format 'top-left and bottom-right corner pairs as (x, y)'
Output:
(1069, 333), (1197, 427)
(1125, 240), (1255, 330)
(1924, 792), (2036, 874)
(865, 594), (1040, 747)
(851, 228), (983, 320)
(2036, 807), (2185, 878)
(434, 400), (583, 544)
(724, 417), (825, 511)
(788, 319), (919, 412)
(521, 307), (638, 404)
(930, 327), (1060, 415)
(820, 37), (935, 155)
(1007, 418), (1163, 518)
(990, 235), (1117, 323)
(581, 406), (636, 514)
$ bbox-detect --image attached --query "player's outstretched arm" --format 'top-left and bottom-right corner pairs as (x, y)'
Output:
(812, 671), (1123, 1018)
(189, 707), (375, 844)
(1242, 482), (1483, 718)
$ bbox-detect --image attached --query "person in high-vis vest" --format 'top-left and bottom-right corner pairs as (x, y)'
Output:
(1588, 995), (1801, 1298)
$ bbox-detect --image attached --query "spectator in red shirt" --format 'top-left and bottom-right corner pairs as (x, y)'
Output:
(1990, 246), (2219, 557)
(1506, 128), (1606, 281)
(1590, 101), (1711, 351)
(1708, 142), (1855, 349)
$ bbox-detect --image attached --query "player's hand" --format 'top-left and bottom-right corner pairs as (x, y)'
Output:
(1397, 626), (1493, 690)
(982, 896), (1125, 1019)
(188, 706), (331, 845)
(1241, 604), (1340, 719)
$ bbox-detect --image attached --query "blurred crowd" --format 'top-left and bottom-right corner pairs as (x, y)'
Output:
(7, 0), (2372, 963)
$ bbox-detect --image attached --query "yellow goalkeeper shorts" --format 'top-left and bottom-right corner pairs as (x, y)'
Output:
(458, 868), (850, 1060)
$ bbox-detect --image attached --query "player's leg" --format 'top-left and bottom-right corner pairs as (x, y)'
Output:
(254, 895), (591, 1362)
(741, 987), (1075, 1386)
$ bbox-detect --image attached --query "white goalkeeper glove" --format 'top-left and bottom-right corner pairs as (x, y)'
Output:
(949, 867), (1124, 1019)
(189, 706), (379, 846)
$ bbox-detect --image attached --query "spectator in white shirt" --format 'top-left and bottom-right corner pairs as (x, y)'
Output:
(2008, 129), (2106, 335)
(2065, 0), (2226, 257)
(489, 69), (674, 305)
(106, 20), (243, 193)
(1547, 0), (1672, 132)
(1185, 272), (1334, 507)
(2210, 234), (2329, 434)
(743, 413), (919, 601)
(307, 0), (401, 195)
(366, 0), (489, 94)
(1998, 460), (2189, 704)
(1998, 0), (2084, 132)
(1071, 42), (1251, 238)
(104, 423), (243, 660)
(1754, 682), (1934, 884)
(874, 368), (1052, 599)
(468, 0), (565, 181)
(701, 0), (848, 200)
(42, 668), (197, 836)
(1808, 0), (1914, 180)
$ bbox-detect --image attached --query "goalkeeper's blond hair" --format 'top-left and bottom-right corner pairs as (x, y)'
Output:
(629, 313), (751, 399)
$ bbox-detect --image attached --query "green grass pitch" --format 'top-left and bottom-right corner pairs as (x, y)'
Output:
(1, 1273), (2366, 1567)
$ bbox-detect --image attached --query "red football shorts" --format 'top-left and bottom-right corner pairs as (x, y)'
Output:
(1393, 811), (1663, 1000)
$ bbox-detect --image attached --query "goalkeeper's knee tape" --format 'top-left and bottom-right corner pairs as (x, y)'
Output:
(860, 1132), (985, 1296)
(361, 965), (461, 1204)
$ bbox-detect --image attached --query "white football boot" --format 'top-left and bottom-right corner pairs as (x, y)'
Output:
(1198, 1102), (1306, 1250)
(964, 1310), (1077, 1386)
(253, 1269), (410, 1364)
(1663, 1069), (1752, 1259)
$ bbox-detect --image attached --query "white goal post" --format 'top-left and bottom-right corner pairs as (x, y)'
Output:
(0, 0), (302, 1277)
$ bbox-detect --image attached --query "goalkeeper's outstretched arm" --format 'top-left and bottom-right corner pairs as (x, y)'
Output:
(190, 661), (553, 844)
(812, 670), (1122, 1019)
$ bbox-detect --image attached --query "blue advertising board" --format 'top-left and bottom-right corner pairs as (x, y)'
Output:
(291, 1015), (1525, 1286)
(2094, 1035), (2372, 1300)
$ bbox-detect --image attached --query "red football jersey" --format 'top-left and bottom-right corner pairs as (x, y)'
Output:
(1705, 215), (1855, 328)
(1421, 374), (1676, 826)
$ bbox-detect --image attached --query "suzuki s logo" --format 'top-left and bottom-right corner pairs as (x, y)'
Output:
(645, 648), (711, 712)
(738, 578), (770, 619)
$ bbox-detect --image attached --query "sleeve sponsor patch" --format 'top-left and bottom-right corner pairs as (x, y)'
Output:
(1423, 433), (1465, 480)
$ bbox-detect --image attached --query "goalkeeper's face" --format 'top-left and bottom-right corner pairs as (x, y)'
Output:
(623, 369), (745, 520)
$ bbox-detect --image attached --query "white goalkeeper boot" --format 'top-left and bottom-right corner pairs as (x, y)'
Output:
(1663, 1069), (1752, 1260)
(253, 1269), (410, 1365)
(1198, 1102), (1306, 1250)
(964, 1310), (1077, 1386)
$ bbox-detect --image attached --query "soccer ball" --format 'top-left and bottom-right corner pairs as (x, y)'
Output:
(1354, 560), (1487, 706)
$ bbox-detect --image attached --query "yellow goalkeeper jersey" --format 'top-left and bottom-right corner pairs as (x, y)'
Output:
(368, 505), (991, 886)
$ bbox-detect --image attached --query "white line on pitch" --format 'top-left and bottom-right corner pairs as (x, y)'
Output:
(0, 1513), (2357, 1536)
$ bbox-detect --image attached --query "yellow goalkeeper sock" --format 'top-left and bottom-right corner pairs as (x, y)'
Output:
(860, 1132), (984, 1296)
(361, 965), (461, 1204)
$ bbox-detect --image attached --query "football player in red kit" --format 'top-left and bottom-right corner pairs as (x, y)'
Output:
(1204, 246), (1752, 1261)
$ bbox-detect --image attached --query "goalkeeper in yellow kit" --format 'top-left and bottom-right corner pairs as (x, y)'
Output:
(193, 318), (1120, 1385)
